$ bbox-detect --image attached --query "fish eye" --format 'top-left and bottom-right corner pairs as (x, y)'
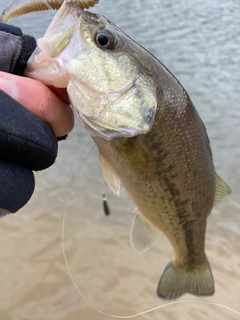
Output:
(95, 30), (115, 50)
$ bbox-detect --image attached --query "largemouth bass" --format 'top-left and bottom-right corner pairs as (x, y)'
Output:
(1, 0), (231, 300)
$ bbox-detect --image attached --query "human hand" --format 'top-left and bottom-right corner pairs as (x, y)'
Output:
(0, 23), (74, 215)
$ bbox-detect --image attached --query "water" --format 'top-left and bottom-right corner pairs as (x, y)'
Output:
(0, 0), (239, 319)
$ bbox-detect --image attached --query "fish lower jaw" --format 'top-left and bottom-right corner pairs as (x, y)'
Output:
(25, 62), (70, 88)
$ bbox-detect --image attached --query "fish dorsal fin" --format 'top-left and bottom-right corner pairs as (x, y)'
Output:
(99, 152), (121, 196)
(130, 209), (160, 253)
(214, 172), (231, 206)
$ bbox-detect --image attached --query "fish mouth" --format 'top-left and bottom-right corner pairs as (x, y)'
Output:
(25, 2), (86, 87)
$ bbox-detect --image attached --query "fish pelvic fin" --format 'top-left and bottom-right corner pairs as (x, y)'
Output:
(157, 257), (214, 300)
(99, 152), (121, 196)
(130, 209), (160, 253)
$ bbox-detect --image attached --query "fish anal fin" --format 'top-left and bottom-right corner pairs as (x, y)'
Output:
(157, 257), (214, 300)
(99, 152), (121, 196)
(214, 172), (231, 206)
(130, 209), (160, 253)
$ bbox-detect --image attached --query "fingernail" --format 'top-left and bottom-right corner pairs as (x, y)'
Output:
(0, 77), (18, 100)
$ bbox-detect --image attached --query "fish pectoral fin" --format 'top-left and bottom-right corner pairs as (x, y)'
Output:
(99, 152), (121, 196)
(214, 172), (231, 206)
(157, 257), (214, 300)
(130, 209), (160, 253)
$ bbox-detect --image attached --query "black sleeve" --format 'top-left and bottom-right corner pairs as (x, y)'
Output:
(0, 22), (36, 75)
(0, 23), (58, 214)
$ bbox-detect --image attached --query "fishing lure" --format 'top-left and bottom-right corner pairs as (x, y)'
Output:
(0, 0), (99, 22)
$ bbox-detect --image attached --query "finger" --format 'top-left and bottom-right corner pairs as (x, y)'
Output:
(0, 72), (74, 137)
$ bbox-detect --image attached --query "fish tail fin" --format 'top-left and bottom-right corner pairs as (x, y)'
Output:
(157, 257), (214, 300)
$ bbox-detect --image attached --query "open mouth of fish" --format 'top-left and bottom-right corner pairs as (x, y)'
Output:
(25, 3), (85, 87)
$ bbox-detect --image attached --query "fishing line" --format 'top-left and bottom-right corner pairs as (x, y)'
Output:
(61, 144), (240, 319)
(62, 218), (240, 320)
